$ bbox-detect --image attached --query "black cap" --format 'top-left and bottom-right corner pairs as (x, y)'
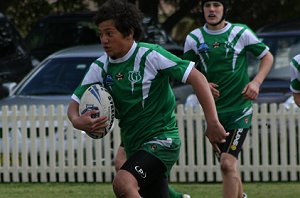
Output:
(201, 0), (230, 9)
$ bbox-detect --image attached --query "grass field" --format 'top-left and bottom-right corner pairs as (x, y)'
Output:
(1, 182), (300, 198)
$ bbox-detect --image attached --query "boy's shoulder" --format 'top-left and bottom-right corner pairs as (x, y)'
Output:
(137, 42), (169, 53)
(293, 54), (300, 63)
(138, 42), (159, 49)
(230, 22), (251, 30)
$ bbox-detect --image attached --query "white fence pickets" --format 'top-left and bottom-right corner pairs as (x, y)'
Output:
(0, 103), (300, 183)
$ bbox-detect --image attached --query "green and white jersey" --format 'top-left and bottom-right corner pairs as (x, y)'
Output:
(72, 42), (194, 156)
(290, 54), (300, 93)
(183, 22), (269, 113)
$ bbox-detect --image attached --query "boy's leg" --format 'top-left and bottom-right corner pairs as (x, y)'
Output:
(168, 186), (191, 198)
(217, 128), (249, 198)
(115, 145), (190, 198)
(168, 185), (182, 198)
(118, 150), (169, 198)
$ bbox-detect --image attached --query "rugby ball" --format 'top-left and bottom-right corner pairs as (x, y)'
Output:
(79, 84), (115, 139)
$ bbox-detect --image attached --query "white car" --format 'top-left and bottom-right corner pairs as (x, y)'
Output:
(0, 44), (104, 106)
(0, 44), (106, 162)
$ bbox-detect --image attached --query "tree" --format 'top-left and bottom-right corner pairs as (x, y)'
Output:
(3, 0), (90, 36)
(5, 0), (52, 36)
(228, 0), (300, 30)
(2, 0), (300, 42)
(161, 0), (201, 33)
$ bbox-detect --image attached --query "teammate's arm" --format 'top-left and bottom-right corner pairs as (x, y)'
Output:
(242, 51), (273, 100)
(186, 67), (229, 144)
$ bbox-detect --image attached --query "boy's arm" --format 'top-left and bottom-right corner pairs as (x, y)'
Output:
(186, 67), (229, 144)
(242, 51), (274, 100)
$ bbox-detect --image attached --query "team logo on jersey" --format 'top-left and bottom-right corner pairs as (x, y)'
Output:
(128, 71), (142, 83)
(115, 72), (124, 80)
(104, 74), (114, 86)
(225, 41), (234, 49)
(198, 43), (209, 53)
(213, 42), (220, 48)
(151, 144), (157, 150)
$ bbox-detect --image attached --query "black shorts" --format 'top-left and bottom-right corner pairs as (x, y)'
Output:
(216, 128), (249, 159)
(120, 150), (169, 198)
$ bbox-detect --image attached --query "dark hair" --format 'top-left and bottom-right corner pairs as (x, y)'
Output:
(94, 0), (144, 41)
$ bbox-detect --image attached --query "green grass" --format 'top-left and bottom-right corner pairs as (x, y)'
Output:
(0, 182), (300, 198)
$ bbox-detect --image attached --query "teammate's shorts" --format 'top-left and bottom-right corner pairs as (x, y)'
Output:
(216, 128), (249, 159)
(121, 150), (169, 198)
(216, 107), (253, 159)
(218, 106), (253, 129)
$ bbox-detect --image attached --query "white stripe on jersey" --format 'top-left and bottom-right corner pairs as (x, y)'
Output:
(231, 27), (267, 71)
(147, 49), (178, 70)
(140, 47), (179, 103)
(82, 59), (105, 85)
(184, 29), (208, 72)
(99, 54), (109, 72)
(184, 29), (204, 53)
(72, 54), (109, 103)
(290, 55), (300, 77)
(139, 47), (154, 102)
(229, 26), (244, 72)
(290, 54), (300, 93)
(141, 46), (194, 103)
(234, 106), (253, 123)
(182, 62), (195, 82)
(228, 26), (243, 44)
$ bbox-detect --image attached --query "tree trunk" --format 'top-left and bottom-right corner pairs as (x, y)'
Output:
(162, 0), (201, 33)
(137, 0), (159, 21)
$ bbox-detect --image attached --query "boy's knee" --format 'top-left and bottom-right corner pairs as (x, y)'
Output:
(113, 171), (139, 197)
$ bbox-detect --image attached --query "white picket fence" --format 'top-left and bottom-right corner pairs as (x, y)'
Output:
(0, 103), (299, 183)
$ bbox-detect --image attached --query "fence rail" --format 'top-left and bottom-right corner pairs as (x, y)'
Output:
(0, 103), (299, 183)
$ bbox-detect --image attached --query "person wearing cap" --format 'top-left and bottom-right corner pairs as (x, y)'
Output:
(290, 54), (300, 107)
(183, 1), (273, 198)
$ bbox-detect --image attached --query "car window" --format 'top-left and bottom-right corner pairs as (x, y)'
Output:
(17, 57), (95, 95)
(248, 35), (300, 80)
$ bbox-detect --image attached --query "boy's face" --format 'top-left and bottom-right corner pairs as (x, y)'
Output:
(203, 1), (224, 27)
(98, 19), (133, 59)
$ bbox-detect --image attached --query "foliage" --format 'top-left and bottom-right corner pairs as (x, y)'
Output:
(2, 0), (300, 40)
(4, 0), (91, 37)
(229, 0), (300, 30)
(5, 0), (52, 36)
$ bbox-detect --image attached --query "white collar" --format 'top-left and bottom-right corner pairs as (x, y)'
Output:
(109, 41), (137, 63)
(203, 22), (232, 35)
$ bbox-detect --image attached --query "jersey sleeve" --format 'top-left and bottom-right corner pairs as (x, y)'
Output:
(182, 32), (201, 62)
(145, 45), (195, 83)
(290, 54), (300, 93)
(71, 56), (107, 103)
(242, 26), (269, 59)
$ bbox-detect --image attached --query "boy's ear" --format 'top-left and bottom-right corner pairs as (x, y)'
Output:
(126, 29), (134, 40)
